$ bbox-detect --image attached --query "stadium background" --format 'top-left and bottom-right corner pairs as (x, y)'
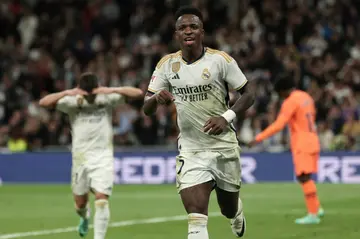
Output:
(0, 0), (359, 239)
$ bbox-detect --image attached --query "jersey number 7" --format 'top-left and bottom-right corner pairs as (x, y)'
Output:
(177, 159), (185, 174)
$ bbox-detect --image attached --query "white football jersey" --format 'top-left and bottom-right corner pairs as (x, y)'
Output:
(148, 48), (248, 151)
(56, 93), (124, 159)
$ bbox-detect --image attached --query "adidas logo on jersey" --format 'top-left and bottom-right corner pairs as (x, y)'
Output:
(172, 73), (180, 79)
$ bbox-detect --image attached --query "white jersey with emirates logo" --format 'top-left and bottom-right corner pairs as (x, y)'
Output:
(56, 94), (125, 163)
(148, 48), (248, 152)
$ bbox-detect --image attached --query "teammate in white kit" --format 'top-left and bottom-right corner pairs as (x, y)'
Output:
(143, 6), (255, 239)
(39, 73), (143, 239)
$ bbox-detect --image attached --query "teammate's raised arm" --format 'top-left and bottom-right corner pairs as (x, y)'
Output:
(93, 86), (143, 99)
(39, 88), (88, 108)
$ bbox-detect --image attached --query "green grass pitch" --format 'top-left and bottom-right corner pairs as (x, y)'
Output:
(0, 184), (359, 239)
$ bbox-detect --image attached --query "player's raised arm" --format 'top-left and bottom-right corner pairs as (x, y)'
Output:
(39, 88), (88, 108)
(93, 86), (143, 99)
(143, 56), (173, 116)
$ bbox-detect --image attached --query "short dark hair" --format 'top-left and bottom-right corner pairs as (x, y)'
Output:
(79, 73), (98, 93)
(273, 73), (295, 92)
(175, 6), (203, 22)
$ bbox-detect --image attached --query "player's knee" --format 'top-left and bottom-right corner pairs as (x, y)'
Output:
(95, 199), (109, 209)
(74, 195), (88, 209)
(75, 201), (87, 209)
(186, 204), (208, 215)
(188, 206), (208, 215)
(95, 192), (109, 201)
(297, 173), (311, 183)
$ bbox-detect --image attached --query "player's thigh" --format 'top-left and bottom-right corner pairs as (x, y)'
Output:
(176, 152), (215, 214)
(312, 153), (319, 173)
(213, 147), (242, 193)
(293, 152), (318, 176)
(180, 181), (214, 215)
(175, 153), (215, 193)
(88, 161), (114, 197)
(215, 187), (239, 218)
(71, 164), (90, 196)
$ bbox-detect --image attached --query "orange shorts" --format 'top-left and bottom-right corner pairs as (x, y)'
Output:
(292, 152), (319, 176)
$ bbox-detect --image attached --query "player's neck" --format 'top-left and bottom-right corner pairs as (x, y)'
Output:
(181, 46), (205, 64)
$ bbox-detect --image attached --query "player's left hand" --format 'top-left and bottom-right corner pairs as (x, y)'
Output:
(203, 116), (228, 135)
(92, 87), (113, 94)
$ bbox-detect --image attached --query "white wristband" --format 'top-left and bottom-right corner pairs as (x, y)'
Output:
(221, 109), (236, 123)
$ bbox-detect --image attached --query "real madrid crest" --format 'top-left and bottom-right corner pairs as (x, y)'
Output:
(201, 68), (211, 80)
(172, 62), (180, 73)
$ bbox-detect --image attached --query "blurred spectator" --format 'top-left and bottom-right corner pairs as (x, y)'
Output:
(7, 125), (27, 152)
(0, 0), (359, 151)
(318, 121), (334, 151)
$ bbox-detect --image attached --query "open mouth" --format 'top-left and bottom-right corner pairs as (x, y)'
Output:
(184, 37), (195, 45)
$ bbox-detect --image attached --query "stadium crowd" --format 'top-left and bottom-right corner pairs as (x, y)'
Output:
(0, 0), (359, 152)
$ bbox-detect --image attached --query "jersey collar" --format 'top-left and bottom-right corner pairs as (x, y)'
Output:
(181, 47), (206, 65)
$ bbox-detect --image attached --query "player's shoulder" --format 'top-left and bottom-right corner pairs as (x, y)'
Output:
(291, 90), (313, 100)
(286, 90), (314, 106)
(205, 47), (234, 63)
(156, 51), (182, 69)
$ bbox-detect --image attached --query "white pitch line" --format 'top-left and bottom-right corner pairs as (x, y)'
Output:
(0, 212), (222, 239)
(1, 209), (356, 239)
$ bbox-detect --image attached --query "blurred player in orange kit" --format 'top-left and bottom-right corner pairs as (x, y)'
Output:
(248, 74), (324, 224)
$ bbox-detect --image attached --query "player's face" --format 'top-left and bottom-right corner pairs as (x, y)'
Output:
(175, 14), (204, 49)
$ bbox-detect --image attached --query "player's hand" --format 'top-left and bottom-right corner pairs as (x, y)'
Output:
(203, 116), (228, 135)
(92, 87), (113, 94)
(66, 88), (88, 96)
(247, 140), (257, 148)
(155, 90), (174, 105)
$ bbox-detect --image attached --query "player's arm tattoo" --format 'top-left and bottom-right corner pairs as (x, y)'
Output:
(230, 82), (255, 116)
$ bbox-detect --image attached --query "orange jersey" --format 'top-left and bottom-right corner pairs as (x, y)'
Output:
(255, 90), (320, 153)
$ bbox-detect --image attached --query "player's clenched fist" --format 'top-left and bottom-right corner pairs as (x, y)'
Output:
(156, 90), (174, 105)
(203, 116), (229, 135)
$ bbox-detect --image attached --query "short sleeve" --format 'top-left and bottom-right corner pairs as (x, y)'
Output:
(56, 96), (77, 114)
(107, 93), (125, 107)
(223, 58), (248, 91)
(147, 60), (170, 94)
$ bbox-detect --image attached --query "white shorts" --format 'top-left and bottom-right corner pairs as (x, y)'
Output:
(176, 147), (241, 193)
(71, 160), (114, 196)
